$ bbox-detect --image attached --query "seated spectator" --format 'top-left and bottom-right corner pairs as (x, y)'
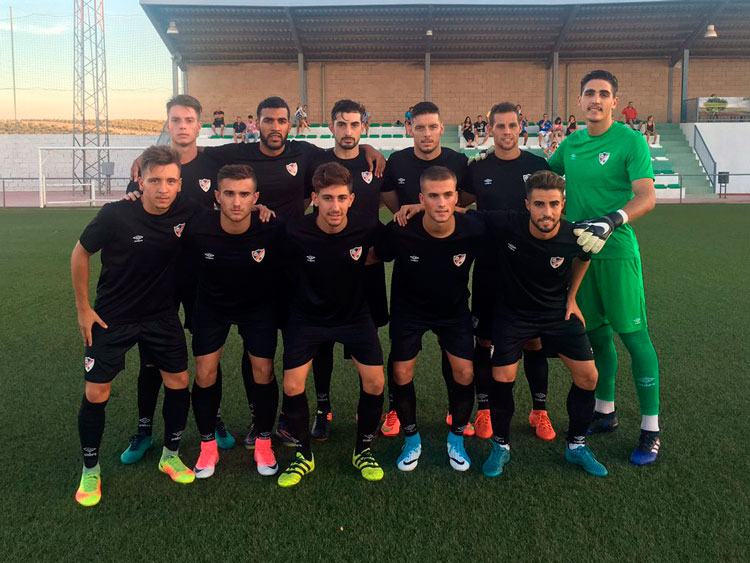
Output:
(622, 101), (638, 128)
(543, 140), (558, 158)
(362, 109), (372, 136)
(462, 116), (476, 147)
(294, 103), (310, 136)
(537, 113), (552, 147)
(405, 106), (414, 134)
(518, 107), (529, 146)
(565, 114), (578, 136)
(474, 114), (488, 144)
(643, 115), (657, 145)
(245, 114), (259, 143)
(232, 116), (247, 143)
(551, 116), (564, 144)
(211, 107), (225, 137)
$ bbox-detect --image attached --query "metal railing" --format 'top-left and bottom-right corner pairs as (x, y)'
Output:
(693, 127), (717, 192)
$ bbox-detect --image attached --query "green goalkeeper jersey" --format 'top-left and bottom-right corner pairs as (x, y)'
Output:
(548, 121), (654, 260)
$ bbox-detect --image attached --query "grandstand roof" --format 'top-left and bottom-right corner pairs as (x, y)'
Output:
(140, 0), (750, 65)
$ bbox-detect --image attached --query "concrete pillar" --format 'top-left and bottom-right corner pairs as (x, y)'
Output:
(551, 52), (559, 119)
(424, 52), (431, 101)
(680, 49), (689, 123)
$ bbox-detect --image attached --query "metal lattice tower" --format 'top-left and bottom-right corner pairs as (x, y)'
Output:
(72, 0), (110, 194)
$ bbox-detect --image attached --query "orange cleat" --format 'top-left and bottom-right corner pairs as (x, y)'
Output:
(254, 437), (279, 476)
(528, 409), (556, 441)
(446, 413), (476, 437)
(380, 410), (401, 437)
(473, 409), (493, 439)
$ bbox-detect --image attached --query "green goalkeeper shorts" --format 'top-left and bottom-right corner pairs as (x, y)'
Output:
(576, 256), (648, 334)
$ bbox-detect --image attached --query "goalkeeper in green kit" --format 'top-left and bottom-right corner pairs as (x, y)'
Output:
(548, 70), (660, 465)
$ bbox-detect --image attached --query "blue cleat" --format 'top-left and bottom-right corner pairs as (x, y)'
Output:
(120, 432), (153, 464)
(447, 432), (471, 471)
(396, 433), (422, 472)
(630, 430), (660, 466)
(482, 442), (510, 477)
(587, 410), (619, 435)
(215, 419), (236, 450)
(565, 445), (608, 476)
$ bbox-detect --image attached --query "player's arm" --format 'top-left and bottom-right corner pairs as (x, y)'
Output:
(71, 242), (108, 346)
(565, 257), (590, 326)
(361, 144), (386, 177)
(380, 190), (400, 214)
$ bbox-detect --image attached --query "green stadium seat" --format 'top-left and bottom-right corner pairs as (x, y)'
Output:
(382, 134), (393, 138)
(369, 134), (381, 138)
(370, 123), (381, 127)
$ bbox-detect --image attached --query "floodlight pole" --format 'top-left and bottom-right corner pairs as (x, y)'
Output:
(10, 7), (18, 131)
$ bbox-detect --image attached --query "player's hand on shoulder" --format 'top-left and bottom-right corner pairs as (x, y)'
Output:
(122, 190), (141, 202)
(252, 204), (276, 222)
(362, 144), (386, 177)
(77, 307), (108, 346)
(394, 203), (423, 227)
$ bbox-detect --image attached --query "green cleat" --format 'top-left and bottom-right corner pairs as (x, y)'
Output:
(158, 450), (195, 484)
(482, 442), (511, 477)
(75, 466), (102, 507)
(277, 452), (315, 488)
(120, 433), (153, 465)
(565, 445), (608, 477)
(215, 419), (236, 450)
(352, 448), (384, 482)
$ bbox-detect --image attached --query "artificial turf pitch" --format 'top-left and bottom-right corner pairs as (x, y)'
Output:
(0, 204), (747, 563)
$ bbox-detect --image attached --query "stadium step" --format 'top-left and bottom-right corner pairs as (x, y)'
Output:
(657, 125), (714, 196)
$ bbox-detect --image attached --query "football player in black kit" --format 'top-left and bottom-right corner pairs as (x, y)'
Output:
(121, 95), (238, 466)
(379, 101), (474, 438)
(307, 99), (389, 441)
(277, 162), (385, 488)
(469, 171), (607, 478)
(375, 166), (483, 472)
(184, 164), (285, 479)
(461, 102), (556, 443)
(72, 146), (197, 507)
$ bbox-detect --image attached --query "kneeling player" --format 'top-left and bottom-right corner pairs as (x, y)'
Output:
(185, 164), (284, 478)
(474, 171), (607, 477)
(375, 166), (482, 471)
(279, 162), (385, 487)
(71, 146), (196, 506)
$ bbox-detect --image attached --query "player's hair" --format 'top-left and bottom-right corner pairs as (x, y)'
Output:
(411, 101), (440, 119)
(580, 69), (619, 96)
(420, 165), (457, 191)
(166, 94), (202, 118)
(312, 161), (353, 193)
(489, 102), (520, 126)
(257, 96), (290, 119)
(140, 145), (181, 176)
(331, 99), (366, 123)
(217, 164), (257, 190)
(525, 170), (565, 198)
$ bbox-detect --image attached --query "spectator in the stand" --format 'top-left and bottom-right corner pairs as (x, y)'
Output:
(551, 116), (565, 144)
(543, 140), (558, 158)
(294, 103), (310, 136)
(643, 115), (657, 145)
(518, 106), (529, 146)
(621, 101), (638, 127)
(232, 115), (247, 143)
(244, 114), (259, 143)
(462, 116), (477, 147)
(405, 106), (414, 133)
(537, 113), (552, 147)
(474, 114), (488, 144)
(211, 107), (225, 137)
(565, 114), (578, 136)
(362, 108), (372, 135)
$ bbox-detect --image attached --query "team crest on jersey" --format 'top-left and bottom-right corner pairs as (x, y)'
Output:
(453, 253), (466, 267)
(523, 174), (531, 183)
(199, 178), (211, 192)
(252, 248), (265, 263)
(350, 246), (363, 260)
(550, 256), (564, 269)
(361, 171), (373, 184)
(286, 162), (298, 176)
(173, 223), (185, 237)
(84, 357), (95, 373)
(599, 152), (610, 165)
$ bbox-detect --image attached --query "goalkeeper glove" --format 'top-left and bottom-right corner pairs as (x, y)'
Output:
(467, 150), (490, 164)
(573, 210), (628, 254)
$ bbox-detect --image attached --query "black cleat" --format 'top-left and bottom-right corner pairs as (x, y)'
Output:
(587, 410), (619, 435)
(311, 411), (332, 442)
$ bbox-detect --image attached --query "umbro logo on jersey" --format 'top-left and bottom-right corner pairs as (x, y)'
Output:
(507, 243), (516, 251)
(84, 356), (95, 372)
(252, 248), (265, 263)
(361, 171), (373, 184)
(306, 255), (316, 263)
(132, 235), (144, 243)
(599, 152), (610, 165)
(199, 178), (211, 192)
(570, 153), (577, 160)
(453, 253), (466, 266)
(483, 178), (493, 185)
(410, 255), (419, 263)
(550, 256), (564, 268)
(350, 246), (363, 260)
(397, 178), (406, 185)
(286, 162), (298, 176)
(523, 174), (531, 182)
(174, 223), (185, 237)
(204, 253), (214, 260)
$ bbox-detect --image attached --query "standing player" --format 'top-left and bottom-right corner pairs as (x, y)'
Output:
(121, 94), (236, 466)
(185, 164), (285, 479)
(278, 162), (385, 487)
(71, 146), (196, 507)
(473, 170), (607, 478)
(549, 70), (661, 465)
(462, 102), (555, 442)
(375, 166), (483, 472)
(380, 101), (472, 437)
(307, 99), (388, 441)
